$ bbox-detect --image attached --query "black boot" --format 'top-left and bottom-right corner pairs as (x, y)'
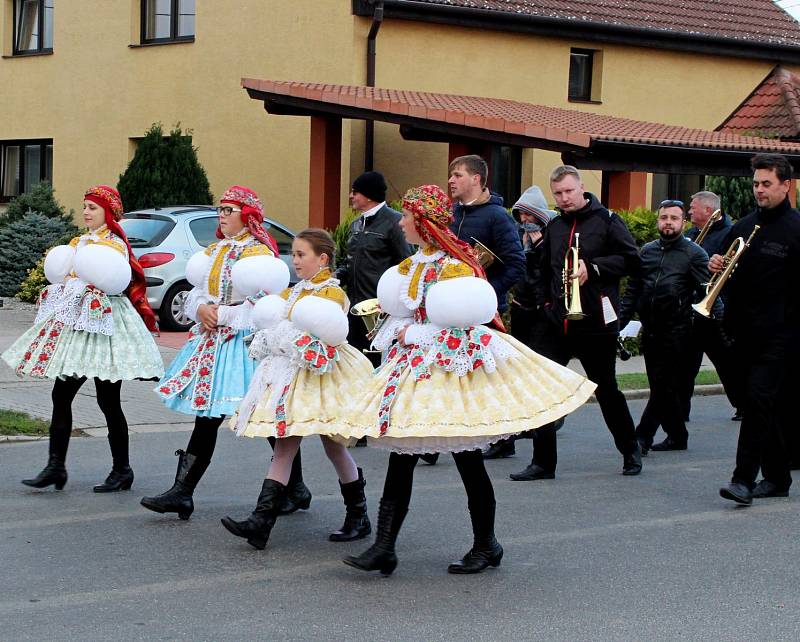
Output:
(343, 499), (407, 575)
(221, 479), (287, 550)
(329, 468), (371, 542)
(482, 438), (515, 459)
(22, 453), (67, 490)
(447, 500), (504, 574)
(140, 450), (210, 520)
(269, 440), (311, 515)
(93, 466), (134, 492)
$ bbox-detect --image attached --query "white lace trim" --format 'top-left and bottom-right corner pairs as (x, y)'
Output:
(413, 325), (516, 377)
(283, 272), (342, 317)
(398, 249), (445, 310)
(34, 279), (114, 335)
(371, 432), (519, 455)
(196, 234), (258, 308)
(404, 323), (440, 349)
(370, 315), (411, 352)
(216, 303), (255, 331)
(183, 287), (211, 323)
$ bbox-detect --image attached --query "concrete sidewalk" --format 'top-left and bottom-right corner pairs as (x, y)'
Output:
(0, 297), (719, 437)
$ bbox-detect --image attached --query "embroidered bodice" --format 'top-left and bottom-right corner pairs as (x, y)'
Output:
(200, 230), (275, 304)
(279, 267), (347, 319)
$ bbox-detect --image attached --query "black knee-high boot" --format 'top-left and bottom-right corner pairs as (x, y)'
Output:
(140, 416), (219, 519)
(268, 436), (311, 515)
(343, 453), (415, 575)
(221, 479), (287, 550)
(22, 377), (84, 490)
(93, 379), (134, 493)
(329, 467), (371, 542)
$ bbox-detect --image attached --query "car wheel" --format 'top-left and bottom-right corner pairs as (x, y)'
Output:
(159, 282), (194, 331)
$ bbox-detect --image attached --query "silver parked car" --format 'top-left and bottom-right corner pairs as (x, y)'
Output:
(120, 206), (297, 331)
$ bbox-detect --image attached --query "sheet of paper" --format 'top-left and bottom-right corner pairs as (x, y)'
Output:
(619, 319), (641, 338)
(601, 295), (618, 325)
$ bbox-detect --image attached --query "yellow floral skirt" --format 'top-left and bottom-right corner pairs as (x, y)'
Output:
(338, 334), (597, 454)
(232, 343), (375, 439)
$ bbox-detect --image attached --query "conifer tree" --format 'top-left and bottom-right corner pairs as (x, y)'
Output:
(705, 176), (755, 220)
(117, 123), (213, 211)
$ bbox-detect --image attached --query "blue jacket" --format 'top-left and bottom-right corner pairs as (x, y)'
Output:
(450, 192), (525, 312)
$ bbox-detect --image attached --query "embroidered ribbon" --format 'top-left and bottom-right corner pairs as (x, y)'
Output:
(273, 384), (291, 437)
(82, 286), (112, 322)
(376, 342), (431, 435)
(291, 333), (339, 375)
(16, 318), (65, 377)
(427, 326), (494, 373)
(157, 323), (236, 411)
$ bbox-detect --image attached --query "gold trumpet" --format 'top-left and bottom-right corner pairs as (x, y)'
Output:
(693, 208), (722, 246)
(563, 233), (586, 320)
(470, 237), (503, 269)
(692, 225), (760, 318)
(350, 298), (386, 346)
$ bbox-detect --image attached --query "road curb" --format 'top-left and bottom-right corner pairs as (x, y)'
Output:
(617, 383), (724, 402)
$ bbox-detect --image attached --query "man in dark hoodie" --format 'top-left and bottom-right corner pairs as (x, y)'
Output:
(683, 191), (742, 422)
(512, 165), (642, 480)
(448, 155), (525, 315)
(716, 153), (800, 506)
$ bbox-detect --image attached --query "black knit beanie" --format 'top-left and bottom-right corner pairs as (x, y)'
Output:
(351, 171), (387, 203)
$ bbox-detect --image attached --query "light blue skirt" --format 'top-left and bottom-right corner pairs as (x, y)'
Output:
(156, 328), (257, 418)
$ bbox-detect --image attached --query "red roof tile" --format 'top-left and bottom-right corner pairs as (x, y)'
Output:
(399, 0), (800, 47)
(242, 78), (800, 154)
(718, 66), (800, 138)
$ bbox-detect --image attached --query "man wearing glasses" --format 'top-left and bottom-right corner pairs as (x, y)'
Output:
(336, 171), (412, 365)
(620, 200), (719, 455)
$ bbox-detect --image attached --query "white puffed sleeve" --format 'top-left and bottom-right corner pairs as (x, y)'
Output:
(73, 244), (132, 295)
(231, 255), (290, 297)
(43, 245), (76, 284)
(290, 295), (349, 346)
(183, 251), (213, 322)
(370, 265), (416, 350)
(251, 294), (287, 330)
(425, 276), (497, 327)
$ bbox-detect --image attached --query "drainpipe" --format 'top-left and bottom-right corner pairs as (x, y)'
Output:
(364, 1), (384, 171)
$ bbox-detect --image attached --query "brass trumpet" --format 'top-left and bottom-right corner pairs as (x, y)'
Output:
(693, 208), (722, 246)
(692, 225), (760, 318)
(563, 233), (586, 320)
(470, 237), (502, 269)
(350, 298), (386, 346)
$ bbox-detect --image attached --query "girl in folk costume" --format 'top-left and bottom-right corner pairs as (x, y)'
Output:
(342, 185), (597, 576)
(2, 185), (163, 492)
(222, 229), (374, 550)
(140, 186), (307, 520)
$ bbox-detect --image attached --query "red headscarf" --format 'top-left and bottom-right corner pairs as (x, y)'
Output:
(84, 185), (158, 332)
(216, 185), (279, 256)
(401, 184), (506, 332)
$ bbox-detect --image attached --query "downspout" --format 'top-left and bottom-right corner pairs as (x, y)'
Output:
(364, 1), (384, 171)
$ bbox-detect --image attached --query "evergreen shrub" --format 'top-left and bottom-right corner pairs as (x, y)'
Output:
(1, 181), (73, 227)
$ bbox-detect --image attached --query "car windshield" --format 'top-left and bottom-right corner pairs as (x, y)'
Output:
(120, 217), (175, 247)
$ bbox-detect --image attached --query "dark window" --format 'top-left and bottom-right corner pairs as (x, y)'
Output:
(141, 0), (195, 44)
(13, 0), (54, 55)
(1, 140), (53, 201)
(568, 48), (594, 102)
(488, 145), (522, 207)
(650, 173), (704, 211)
(119, 216), (176, 248)
(263, 223), (294, 255)
(188, 215), (218, 247)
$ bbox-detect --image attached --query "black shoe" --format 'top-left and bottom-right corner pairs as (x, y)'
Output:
(482, 439), (515, 459)
(355, 436), (368, 447)
(509, 463), (555, 481)
(752, 480), (789, 499)
(221, 479), (287, 550)
(329, 468), (371, 542)
(650, 438), (687, 452)
(448, 540), (504, 574)
(636, 436), (651, 457)
(93, 466), (134, 493)
(622, 443), (642, 476)
(279, 481), (312, 515)
(731, 410), (743, 421)
(719, 481), (752, 505)
(343, 499), (407, 576)
(141, 450), (210, 520)
(420, 453), (439, 465)
(22, 455), (67, 490)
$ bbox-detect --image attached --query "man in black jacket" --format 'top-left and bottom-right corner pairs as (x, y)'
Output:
(620, 201), (718, 454)
(512, 165), (642, 480)
(336, 171), (413, 365)
(683, 191), (742, 421)
(716, 154), (800, 505)
(448, 155), (525, 314)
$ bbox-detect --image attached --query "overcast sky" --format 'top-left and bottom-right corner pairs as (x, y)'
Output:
(776, 0), (800, 20)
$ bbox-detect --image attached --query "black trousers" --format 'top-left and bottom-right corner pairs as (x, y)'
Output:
(347, 311), (382, 368)
(682, 316), (741, 417)
(380, 450), (495, 536)
(636, 330), (690, 446)
(531, 327), (637, 472)
(731, 338), (792, 490)
(50, 376), (128, 469)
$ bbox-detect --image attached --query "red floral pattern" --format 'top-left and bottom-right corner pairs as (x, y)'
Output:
(16, 319), (65, 378)
(291, 332), (339, 375)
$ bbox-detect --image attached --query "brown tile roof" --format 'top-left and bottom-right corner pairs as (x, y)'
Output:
(242, 78), (800, 154)
(395, 0), (800, 47)
(718, 66), (800, 138)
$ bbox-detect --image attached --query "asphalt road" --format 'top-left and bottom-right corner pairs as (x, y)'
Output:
(2, 394), (798, 641)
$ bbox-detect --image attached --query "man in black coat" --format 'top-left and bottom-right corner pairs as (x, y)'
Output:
(447, 155), (525, 315)
(716, 154), (800, 505)
(620, 201), (719, 454)
(512, 165), (642, 480)
(683, 191), (742, 421)
(336, 171), (413, 365)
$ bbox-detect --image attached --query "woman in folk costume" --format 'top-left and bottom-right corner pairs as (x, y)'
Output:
(2, 185), (163, 492)
(342, 185), (596, 576)
(140, 186), (307, 520)
(222, 229), (374, 550)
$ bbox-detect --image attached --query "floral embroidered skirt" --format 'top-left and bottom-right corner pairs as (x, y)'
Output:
(2, 296), (164, 382)
(339, 333), (597, 454)
(156, 328), (257, 418)
(232, 344), (374, 439)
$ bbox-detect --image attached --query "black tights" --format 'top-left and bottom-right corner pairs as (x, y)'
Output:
(50, 376), (128, 469)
